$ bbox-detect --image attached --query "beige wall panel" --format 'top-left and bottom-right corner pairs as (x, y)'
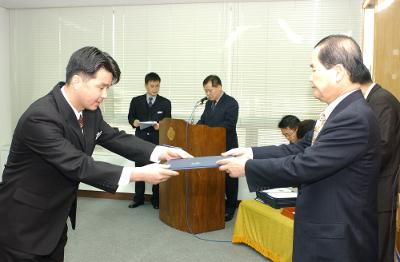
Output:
(373, 0), (400, 99)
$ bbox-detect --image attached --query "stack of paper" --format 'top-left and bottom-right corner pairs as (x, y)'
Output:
(261, 187), (298, 199)
(139, 121), (157, 130)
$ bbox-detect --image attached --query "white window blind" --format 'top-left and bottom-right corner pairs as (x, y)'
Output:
(10, 0), (362, 149)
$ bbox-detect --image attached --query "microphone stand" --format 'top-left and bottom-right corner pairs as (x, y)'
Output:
(187, 99), (205, 124)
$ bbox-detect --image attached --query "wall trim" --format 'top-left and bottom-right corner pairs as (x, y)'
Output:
(78, 190), (152, 201)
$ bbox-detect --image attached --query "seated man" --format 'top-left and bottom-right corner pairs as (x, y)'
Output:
(278, 115), (315, 144)
(278, 115), (300, 144)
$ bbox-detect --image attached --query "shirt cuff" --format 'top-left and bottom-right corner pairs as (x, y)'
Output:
(249, 148), (254, 159)
(118, 166), (134, 186)
(150, 145), (163, 163)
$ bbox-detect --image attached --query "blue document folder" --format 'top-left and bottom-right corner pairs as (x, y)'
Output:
(167, 156), (229, 170)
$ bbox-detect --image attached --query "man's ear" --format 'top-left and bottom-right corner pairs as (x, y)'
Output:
(334, 64), (346, 83)
(71, 74), (82, 90)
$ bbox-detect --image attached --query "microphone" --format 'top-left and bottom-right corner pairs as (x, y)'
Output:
(200, 96), (208, 104)
(187, 97), (207, 124)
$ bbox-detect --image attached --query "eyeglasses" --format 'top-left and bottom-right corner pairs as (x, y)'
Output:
(282, 131), (296, 138)
(281, 128), (297, 139)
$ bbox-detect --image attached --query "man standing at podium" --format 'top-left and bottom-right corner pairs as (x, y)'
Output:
(198, 75), (239, 222)
(128, 72), (172, 209)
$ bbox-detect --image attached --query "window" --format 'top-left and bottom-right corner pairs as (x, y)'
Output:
(10, 0), (362, 150)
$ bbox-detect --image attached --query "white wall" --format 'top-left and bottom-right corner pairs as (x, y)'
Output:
(0, 7), (10, 181)
(0, 7), (11, 147)
(363, 8), (375, 75)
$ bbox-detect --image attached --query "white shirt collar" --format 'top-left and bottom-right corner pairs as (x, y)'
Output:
(363, 83), (375, 99)
(323, 90), (358, 120)
(215, 92), (224, 104)
(146, 94), (157, 103)
(61, 86), (82, 120)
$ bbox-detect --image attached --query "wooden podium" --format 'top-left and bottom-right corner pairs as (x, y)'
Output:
(159, 118), (226, 233)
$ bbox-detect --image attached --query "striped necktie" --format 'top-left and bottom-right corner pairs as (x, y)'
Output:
(311, 112), (326, 145)
(78, 114), (84, 129)
(148, 97), (153, 108)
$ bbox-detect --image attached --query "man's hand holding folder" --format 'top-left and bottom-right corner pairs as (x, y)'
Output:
(217, 147), (253, 177)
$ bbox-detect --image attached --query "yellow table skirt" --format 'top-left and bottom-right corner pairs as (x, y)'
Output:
(232, 200), (294, 262)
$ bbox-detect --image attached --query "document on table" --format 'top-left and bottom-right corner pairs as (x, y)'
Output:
(261, 188), (298, 199)
(139, 121), (157, 130)
(167, 156), (229, 170)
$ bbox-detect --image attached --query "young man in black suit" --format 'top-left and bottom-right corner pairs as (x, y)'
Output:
(128, 72), (172, 209)
(218, 35), (381, 261)
(0, 47), (190, 261)
(360, 69), (400, 262)
(197, 75), (239, 222)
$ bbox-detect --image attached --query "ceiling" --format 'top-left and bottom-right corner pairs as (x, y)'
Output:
(0, 0), (269, 9)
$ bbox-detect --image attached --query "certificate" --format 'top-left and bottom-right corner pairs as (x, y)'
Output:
(167, 156), (228, 170)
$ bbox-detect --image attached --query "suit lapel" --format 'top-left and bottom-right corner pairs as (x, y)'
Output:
(324, 90), (363, 130)
(366, 84), (380, 103)
(52, 82), (86, 150)
(82, 110), (94, 153)
(152, 95), (159, 108)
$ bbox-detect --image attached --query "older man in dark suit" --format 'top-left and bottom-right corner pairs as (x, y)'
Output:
(128, 72), (172, 209)
(218, 35), (381, 261)
(360, 69), (400, 262)
(198, 75), (239, 222)
(0, 47), (190, 261)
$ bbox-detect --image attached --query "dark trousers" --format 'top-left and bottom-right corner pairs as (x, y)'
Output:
(133, 181), (159, 205)
(225, 174), (238, 214)
(378, 210), (396, 262)
(133, 161), (159, 205)
(0, 225), (68, 262)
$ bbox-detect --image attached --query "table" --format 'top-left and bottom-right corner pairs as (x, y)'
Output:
(232, 200), (294, 262)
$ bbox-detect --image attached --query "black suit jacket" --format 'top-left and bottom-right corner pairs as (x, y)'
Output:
(245, 91), (381, 261)
(366, 84), (400, 212)
(128, 94), (171, 146)
(0, 82), (155, 255)
(197, 93), (239, 150)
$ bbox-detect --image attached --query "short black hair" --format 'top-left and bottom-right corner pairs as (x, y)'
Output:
(66, 46), (121, 85)
(314, 35), (366, 83)
(145, 72), (161, 84)
(358, 67), (373, 85)
(203, 75), (222, 87)
(278, 115), (300, 129)
(297, 119), (316, 139)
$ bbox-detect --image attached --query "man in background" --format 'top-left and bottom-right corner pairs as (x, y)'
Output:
(0, 47), (190, 261)
(278, 115), (315, 144)
(296, 119), (315, 140)
(278, 115), (300, 144)
(198, 75), (239, 222)
(359, 69), (400, 262)
(128, 72), (172, 209)
(218, 35), (381, 261)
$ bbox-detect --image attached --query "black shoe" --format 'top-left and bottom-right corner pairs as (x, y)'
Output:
(152, 202), (159, 209)
(225, 212), (234, 222)
(128, 200), (144, 208)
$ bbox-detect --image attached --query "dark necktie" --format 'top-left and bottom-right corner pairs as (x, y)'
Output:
(211, 101), (216, 111)
(148, 97), (153, 108)
(78, 114), (84, 129)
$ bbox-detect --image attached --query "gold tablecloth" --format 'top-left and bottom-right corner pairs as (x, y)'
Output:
(232, 200), (294, 262)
